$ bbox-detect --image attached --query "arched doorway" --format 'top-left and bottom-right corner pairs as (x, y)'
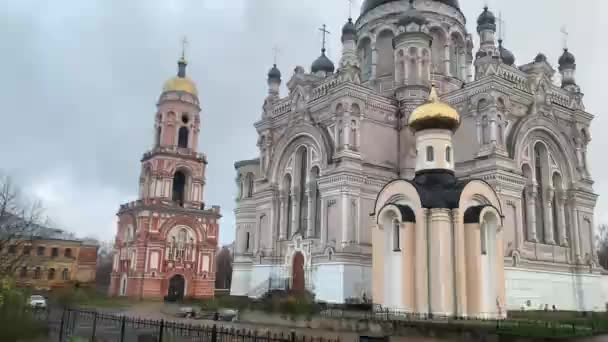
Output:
(291, 252), (305, 291)
(168, 274), (185, 301)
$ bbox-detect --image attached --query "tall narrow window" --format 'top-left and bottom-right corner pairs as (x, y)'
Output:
(64, 248), (72, 258)
(34, 267), (41, 279)
(172, 171), (186, 205)
(178, 127), (189, 148)
(298, 148), (308, 234)
(48, 268), (55, 280)
(20, 267), (27, 278)
(534, 144), (546, 242)
(155, 126), (162, 147)
(446, 146), (452, 163)
(62, 268), (69, 281)
(246, 173), (254, 198)
(284, 175), (293, 238)
(393, 220), (400, 251)
(37, 246), (45, 256)
(426, 146), (434, 162)
(245, 232), (250, 251)
(51, 247), (58, 257)
(481, 223), (488, 255)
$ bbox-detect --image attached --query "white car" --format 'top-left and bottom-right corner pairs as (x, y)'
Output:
(28, 295), (47, 309)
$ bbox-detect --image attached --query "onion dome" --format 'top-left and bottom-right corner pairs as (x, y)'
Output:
(311, 49), (335, 74)
(477, 6), (496, 33)
(341, 18), (357, 42)
(361, 0), (460, 16)
(163, 57), (198, 96)
(268, 64), (281, 81)
(498, 40), (515, 66)
(558, 48), (576, 71)
(534, 53), (547, 63)
(409, 85), (460, 132)
(398, 0), (427, 27)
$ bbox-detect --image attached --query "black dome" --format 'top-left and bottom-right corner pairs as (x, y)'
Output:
(397, 0), (427, 27)
(558, 48), (576, 70)
(476, 6), (496, 33)
(341, 18), (357, 42)
(268, 64), (281, 80)
(534, 53), (547, 63)
(311, 50), (335, 74)
(498, 41), (515, 66)
(361, 0), (459, 16)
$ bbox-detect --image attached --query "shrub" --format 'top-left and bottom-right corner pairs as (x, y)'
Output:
(0, 277), (47, 341)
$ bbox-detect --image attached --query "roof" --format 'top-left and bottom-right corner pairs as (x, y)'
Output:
(234, 158), (260, 169)
(360, 0), (460, 17)
(0, 212), (84, 243)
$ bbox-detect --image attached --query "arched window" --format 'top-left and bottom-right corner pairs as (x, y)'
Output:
(298, 148), (308, 234)
(426, 146), (434, 162)
(178, 127), (189, 148)
(430, 28), (446, 74)
(34, 267), (41, 279)
(480, 223), (488, 255)
(408, 47), (418, 84)
(62, 268), (69, 281)
(64, 248), (72, 258)
(534, 143), (548, 243)
(450, 33), (465, 78)
(446, 146), (452, 163)
(48, 268), (55, 280)
(481, 115), (490, 145)
(393, 220), (400, 251)
(246, 173), (254, 198)
(284, 174), (293, 238)
(358, 38), (372, 81)
(155, 126), (162, 147)
(376, 30), (395, 78)
(172, 171), (187, 205)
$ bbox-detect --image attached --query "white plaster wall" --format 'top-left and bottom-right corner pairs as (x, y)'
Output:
(415, 129), (453, 171)
(505, 267), (606, 312)
(249, 264), (275, 296)
(230, 263), (252, 296)
(312, 263), (371, 303)
(313, 263), (344, 303)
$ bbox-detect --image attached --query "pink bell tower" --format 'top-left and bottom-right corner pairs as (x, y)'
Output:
(109, 46), (221, 300)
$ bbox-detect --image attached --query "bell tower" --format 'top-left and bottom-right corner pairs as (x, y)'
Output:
(140, 49), (207, 209)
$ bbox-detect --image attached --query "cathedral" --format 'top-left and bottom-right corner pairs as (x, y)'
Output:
(109, 54), (221, 300)
(231, 0), (603, 311)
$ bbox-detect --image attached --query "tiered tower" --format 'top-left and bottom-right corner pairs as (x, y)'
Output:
(109, 53), (221, 300)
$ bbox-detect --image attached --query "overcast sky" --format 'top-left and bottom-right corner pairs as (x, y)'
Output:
(1, 0), (607, 245)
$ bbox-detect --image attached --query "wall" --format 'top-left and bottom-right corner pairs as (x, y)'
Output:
(312, 263), (371, 303)
(505, 267), (606, 311)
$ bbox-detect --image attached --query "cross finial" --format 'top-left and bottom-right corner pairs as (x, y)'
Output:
(561, 25), (569, 50)
(272, 45), (281, 65)
(497, 11), (504, 41)
(347, 0), (355, 19)
(180, 36), (189, 61)
(319, 24), (331, 53)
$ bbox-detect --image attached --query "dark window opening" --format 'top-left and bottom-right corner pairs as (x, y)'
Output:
(23, 246), (31, 256)
(172, 171), (187, 206)
(64, 248), (72, 258)
(48, 268), (55, 280)
(62, 268), (69, 280)
(178, 127), (189, 148)
(181, 114), (189, 124)
(20, 267), (27, 278)
(51, 248), (59, 257)
(245, 232), (250, 252)
(426, 146), (434, 162)
(446, 146), (452, 163)
(155, 126), (162, 147)
(8, 245), (16, 254)
(37, 246), (45, 256)
(34, 267), (41, 279)
(393, 220), (401, 251)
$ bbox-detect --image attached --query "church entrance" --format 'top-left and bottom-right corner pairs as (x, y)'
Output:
(291, 252), (305, 291)
(167, 274), (185, 301)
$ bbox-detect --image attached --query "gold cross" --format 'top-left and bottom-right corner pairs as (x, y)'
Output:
(347, 0), (355, 18)
(272, 45), (281, 65)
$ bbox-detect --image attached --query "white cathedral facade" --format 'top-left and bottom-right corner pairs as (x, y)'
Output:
(231, 0), (604, 311)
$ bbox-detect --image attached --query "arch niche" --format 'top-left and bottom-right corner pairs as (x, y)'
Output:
(291, 252), (305, 292)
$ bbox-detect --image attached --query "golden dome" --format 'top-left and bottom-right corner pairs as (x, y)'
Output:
(162, 76), (198, 96)
(408, 86), (460, 132)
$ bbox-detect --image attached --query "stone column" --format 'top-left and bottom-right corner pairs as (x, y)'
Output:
(570, 203), (581, 263)
(320, 198), (327, 244)
(443, 44), (451, 76)
(476, 120), (482, 145)
(543, 187), (556, 245)
(557, 192), (568, 246)
(341, 191), (349, 245)
(429, 209), (454, 316)
(279, 194), (287, 240)
(459, 50), (466, 80)
(452, 209), (467, 317)
(415, 209), (429, 314)
(371, 45), (378, 80)
(306, 183), (314, 238)
(525, 184), (538, 242)
(490, 116), (497, 144)
(291, 191), (299, 237)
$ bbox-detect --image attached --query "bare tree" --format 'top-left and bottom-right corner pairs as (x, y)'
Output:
(597, 224), (608, 270)
(0, 174), (47, 278)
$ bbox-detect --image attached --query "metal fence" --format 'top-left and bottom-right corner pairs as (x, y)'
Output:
(49, 307), (342, 342)
(320, 305), (608, 338)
